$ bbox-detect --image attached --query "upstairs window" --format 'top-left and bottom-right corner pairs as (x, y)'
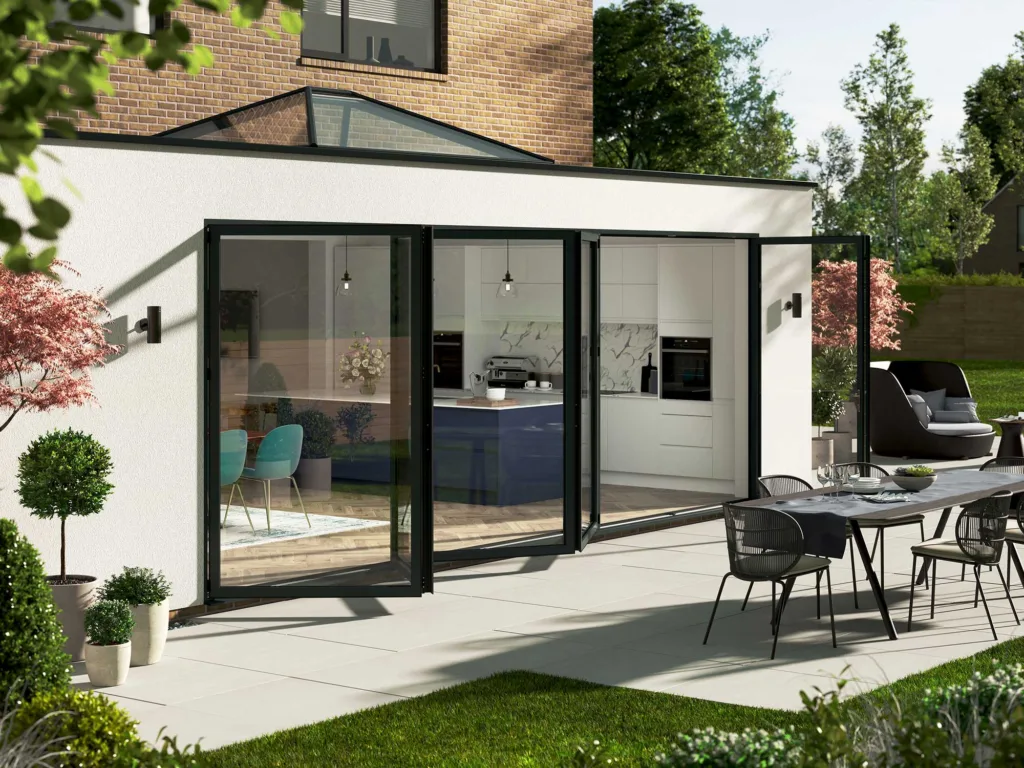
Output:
(302, 0), (437, 71)
(52, 0), (156, 34)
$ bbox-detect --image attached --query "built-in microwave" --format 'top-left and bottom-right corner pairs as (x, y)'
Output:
(660, 337), (711, 401)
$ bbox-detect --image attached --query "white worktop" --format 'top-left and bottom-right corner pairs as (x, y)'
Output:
(434, 388), (563, 409)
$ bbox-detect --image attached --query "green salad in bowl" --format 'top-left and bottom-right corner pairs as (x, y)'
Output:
(893, 465), (936, 491)
(895, 465), (935, 478)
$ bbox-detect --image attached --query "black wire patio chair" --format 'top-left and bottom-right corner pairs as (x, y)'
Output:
(909, 491), (1019, 641)
(704, 503), (836, 660)
(983, 458), (1024, 588)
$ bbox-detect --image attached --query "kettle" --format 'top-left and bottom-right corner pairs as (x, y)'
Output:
(469, 372), (487, 398)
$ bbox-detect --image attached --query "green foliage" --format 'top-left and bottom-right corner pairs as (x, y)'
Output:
(812, 389), (844, 429)
(13, 688), (140, 768)
(965, 32), (1024, 186)
(119, 729), (208, 767)
(897, 465), (935, 477)
(899, 271), (1024, 287)
(336, 402), (376, 456)
(17, 429), (114, 521)
(99, 567), (171, 605)
(84, 599), (134, 646)
(654, 726), (802, 766)
(293, 409), (335, 459)
(842, 23), (931, 271)
(0, 0), (303, 275)
(806, 124), (858, 263)
(593, 0), (731, 172)
(0, 518), (70, 703)
(812, 347), (856, 428)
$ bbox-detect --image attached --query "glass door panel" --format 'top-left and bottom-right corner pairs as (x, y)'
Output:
(209, 226), (426, 596)
(579, 234), (600, 548)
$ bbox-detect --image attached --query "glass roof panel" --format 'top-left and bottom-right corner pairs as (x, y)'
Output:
(310, 92), (544, 161)
(161, 91), (310, 145)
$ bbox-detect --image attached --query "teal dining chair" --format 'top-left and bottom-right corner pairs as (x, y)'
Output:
(241, 424), (309, 531)
(220, 429), (253, 531)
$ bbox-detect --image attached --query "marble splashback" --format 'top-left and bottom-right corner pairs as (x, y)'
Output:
(600, 324), (658, 391)
(486, 321), (658, 392)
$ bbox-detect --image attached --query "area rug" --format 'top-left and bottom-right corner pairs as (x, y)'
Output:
(220, 507), (388, 550)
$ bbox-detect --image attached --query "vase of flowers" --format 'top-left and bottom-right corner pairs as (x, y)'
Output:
(339, 334), (390, 397)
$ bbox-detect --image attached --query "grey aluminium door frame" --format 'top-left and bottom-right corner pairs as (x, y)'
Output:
(748, 235), (872, 499)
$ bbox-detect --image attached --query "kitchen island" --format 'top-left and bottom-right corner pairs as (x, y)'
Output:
(434, 392), (563, 506)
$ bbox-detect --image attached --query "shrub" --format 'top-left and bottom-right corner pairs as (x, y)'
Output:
(294, 409), (336, 459)
(17, 430), (114, 581)
(337, 402), (376, 457)
(13, 688), (140, 768)
(99, 567), (171, 606)
(0, 692), (75, 768)
(84, 600), (134, 646)
(654, 727), (802, 767)
(118, 729), (207, 768)
(0, 518), (71, 703)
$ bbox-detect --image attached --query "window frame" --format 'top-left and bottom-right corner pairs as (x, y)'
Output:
(301, 0), (442, 74)
(1017, 205), (1024, 252)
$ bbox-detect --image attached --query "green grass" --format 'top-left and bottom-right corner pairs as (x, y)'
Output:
(206, 636), (1024, 768)
(955, 360), (1024, 428)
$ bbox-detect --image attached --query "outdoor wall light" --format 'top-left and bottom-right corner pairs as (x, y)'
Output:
(496, 239), (518, 299)
(136, 306), (162, 343)
(783, 292), (803, 319)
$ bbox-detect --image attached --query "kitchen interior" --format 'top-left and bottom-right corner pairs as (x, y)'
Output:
(432, 236), (748, 551)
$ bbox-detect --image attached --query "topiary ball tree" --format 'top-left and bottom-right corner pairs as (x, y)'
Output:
(17, 429), (114, 583)
(0, 518), (71, 702)
(294, 409), (336, 459)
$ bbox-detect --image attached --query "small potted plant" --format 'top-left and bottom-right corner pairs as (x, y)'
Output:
(17, 429), (114, 662)
(893, 465), (937, 492)
(293, 408), (336, 500)
(83, 599), (134, 687)
(98, 567), (172, 666)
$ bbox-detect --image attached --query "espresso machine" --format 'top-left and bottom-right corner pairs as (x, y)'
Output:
(484, 356), (531, 388)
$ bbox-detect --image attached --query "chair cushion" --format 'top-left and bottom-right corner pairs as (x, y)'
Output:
(782, 555), (831, 576)
(946, 397), (981, 422)
(910, 538), (974, 563)
(906, 394), (931, 427)
(855, 513), (925, 528)
(933, 410), (976, 424)
(911, 388), (947, 415)
(1006, 523), (1024, 543)
(925, 422), (995, 437)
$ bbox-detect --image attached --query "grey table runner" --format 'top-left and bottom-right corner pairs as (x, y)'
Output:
(743, 470), (1024, 559)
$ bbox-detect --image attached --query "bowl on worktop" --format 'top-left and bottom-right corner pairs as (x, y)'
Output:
(485, 387), (506, 401)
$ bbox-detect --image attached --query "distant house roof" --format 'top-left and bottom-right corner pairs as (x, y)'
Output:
(984, 175), (1022, 211)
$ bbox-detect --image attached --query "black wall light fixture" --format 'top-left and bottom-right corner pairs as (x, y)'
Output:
(783, 293), (802, 319)
(136, 306), (162, 343)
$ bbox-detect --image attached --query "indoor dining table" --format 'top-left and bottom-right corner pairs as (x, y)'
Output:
(736, 469), (1024, 640)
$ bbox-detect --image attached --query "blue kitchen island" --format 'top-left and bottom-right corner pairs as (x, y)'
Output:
(433, 396), (563, 506)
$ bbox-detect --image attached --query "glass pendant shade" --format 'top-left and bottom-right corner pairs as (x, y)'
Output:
(338, 270), (353, 297)
(497, 273), (518, 299)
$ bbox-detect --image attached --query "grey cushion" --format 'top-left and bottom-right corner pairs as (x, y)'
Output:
(946, 397), (980, 422)
(907, 394), (931, 427)
(910, 538), (974, 562)
(933, 410), (975, 423)
(926, 422), (995, 437)
(911, 388), (946, 415)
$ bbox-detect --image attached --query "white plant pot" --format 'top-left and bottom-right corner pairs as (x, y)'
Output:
(822, 431), (854, 464)
(84, 642), (131, 687)
(130, 601), (169, 666)
(812, 436), (835, 470)
(836, 400), (858, 434)
(49, 576), (97, 662)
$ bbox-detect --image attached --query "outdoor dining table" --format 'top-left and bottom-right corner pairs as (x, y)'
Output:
(735, 469), (1024, 640)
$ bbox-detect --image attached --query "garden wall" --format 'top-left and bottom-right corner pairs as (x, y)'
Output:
(890, 286), (1024, 361)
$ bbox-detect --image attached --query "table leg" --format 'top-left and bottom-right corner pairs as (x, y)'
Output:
(849, 520), (898, 640)
(915, 506), (954, 586)
(997, 423), (1024, 459)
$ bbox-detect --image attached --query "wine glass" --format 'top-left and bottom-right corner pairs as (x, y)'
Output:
(817, 463), (834, 502)
(833, 464), (848, 499)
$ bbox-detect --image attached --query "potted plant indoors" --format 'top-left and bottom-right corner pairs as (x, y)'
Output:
(335, 402), (388, 484)
(17, 429), (114, 662)
(98, 567), (172, 667)
(83, 599), (134, 687)
(293, 408), (336, 500)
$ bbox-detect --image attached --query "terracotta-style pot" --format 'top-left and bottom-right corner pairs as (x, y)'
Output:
(49, 576), (97, 662)
(822, 430), (854, 463)
(811, 437), (835, 470)
(130, 601), (169, 666)
(84, 642), (131, 687)
(295, 457), (332, 501)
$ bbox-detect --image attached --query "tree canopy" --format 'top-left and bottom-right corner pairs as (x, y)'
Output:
(964, 32), (1024, 187)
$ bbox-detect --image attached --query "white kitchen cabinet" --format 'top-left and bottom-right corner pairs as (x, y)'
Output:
(658, 245), (713, 323)
(480, 283), (562, 321)
(621, 246), (658, 284)
(433, 246), (465, 329)
(601, 284), (623, 320)
(602, 395), (715, 478)
(657, 413), (713, 448)
(711, 245), (736, 400)
(712, 401), (735, 480)
(524, 245), (564, 283)
(481, 246), (526, 284)
(621, 284), (657, 323)
(601, 247), (623, 284)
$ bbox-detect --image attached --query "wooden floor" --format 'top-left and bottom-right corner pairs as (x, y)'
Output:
(219, 484), (730, 587)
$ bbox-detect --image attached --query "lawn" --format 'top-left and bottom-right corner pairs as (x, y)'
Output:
(955, 360), (1024, 429)
(206, 635), (1024, 768)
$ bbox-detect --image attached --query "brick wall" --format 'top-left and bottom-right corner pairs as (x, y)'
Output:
(77, 0), (593, 165)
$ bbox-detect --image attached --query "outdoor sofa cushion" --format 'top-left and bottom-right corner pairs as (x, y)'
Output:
(925, 422), (995, 437)
(946, 397), (981, 422)
(933, 410), (976, 423)
(911, 388), (946, 415)
(907, 394), (931, 427)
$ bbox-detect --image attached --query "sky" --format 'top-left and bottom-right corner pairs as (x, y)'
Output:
(592, 0), (1023, 172)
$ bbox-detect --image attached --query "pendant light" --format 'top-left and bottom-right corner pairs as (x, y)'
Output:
(335, 237), (353, 298)
(496, 239), (517, 299)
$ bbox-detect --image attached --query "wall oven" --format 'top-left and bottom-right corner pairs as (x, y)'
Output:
(433, 332), (464, 390)
(660, 337), (711, 401)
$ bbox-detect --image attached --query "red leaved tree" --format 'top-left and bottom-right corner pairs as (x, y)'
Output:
(0, 265), (119, 433)
(812, 259), (913, 351)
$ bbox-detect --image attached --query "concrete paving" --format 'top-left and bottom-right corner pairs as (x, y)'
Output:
(76, 514), (1024, 750)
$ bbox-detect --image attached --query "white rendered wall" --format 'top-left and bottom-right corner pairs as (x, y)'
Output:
(0, 141), (812, 608)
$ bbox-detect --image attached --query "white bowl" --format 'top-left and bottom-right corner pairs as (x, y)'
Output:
(485, 387), (506, 401)
(539, 382), (552, 390)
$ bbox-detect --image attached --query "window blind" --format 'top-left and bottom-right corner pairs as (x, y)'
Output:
(304, 0), (342, 16)
(350, 0), (431, 28)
